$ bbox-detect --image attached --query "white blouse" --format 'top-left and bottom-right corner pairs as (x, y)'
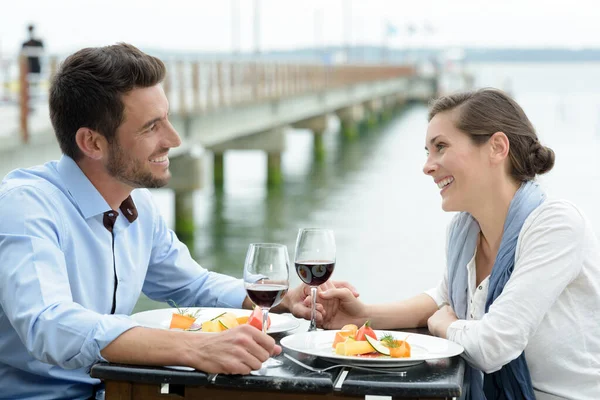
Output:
(425, 200), (600, 400)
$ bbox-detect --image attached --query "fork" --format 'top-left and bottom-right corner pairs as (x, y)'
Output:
(283, 354), (407, 376)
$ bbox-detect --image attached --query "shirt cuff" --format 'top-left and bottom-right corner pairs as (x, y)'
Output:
(215, 279), (247, 309)
(447, 319), (475, 342)
(80, 315), (140, 364)
(424, 288), (446, 308)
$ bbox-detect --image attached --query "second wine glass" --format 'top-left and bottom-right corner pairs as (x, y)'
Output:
(243, 243), (290, 370)
(294, 228), (336, 332)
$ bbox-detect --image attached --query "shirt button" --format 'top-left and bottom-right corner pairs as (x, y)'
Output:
(478, 286), (483, 290)
(470, 313), (474, 318)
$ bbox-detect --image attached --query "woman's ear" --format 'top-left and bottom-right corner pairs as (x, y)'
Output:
(489, 131), (510, 164)
(75, 128), (108, 160)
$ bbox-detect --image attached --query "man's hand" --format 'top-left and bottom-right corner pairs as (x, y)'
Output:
(185, 324), (281, 375)
(274, 281), (359, 325)
(274, 283), (326, 323)
(427, 305), (458, 339)
(312, 283), (366, 330)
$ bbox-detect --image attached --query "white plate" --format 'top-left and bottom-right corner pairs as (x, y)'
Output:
(280, 330), (464, 367)
(130, 307), (300, 334)
(164, 365), (195, 371)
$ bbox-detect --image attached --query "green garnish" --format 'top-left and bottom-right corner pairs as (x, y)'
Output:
(167, 299), (200, 319)
(210, 312), (227, 321)
(380, 333), (399, 348)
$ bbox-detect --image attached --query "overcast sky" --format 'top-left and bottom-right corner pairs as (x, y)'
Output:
(0, 0), (598, 57)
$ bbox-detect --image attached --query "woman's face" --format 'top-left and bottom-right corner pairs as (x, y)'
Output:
(423, 111), (492, 212)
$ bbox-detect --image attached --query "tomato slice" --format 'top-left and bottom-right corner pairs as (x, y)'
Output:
(355, 320), (377, 341)
(247, 307), (272, 331)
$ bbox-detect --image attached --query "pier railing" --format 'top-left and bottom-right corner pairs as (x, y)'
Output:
(1, 54), (415, 143)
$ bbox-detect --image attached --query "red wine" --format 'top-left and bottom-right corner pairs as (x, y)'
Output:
(246, 284), (288, 308)
(295, 260), (335, 285)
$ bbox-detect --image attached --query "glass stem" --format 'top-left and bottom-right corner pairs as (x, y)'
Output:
(262, 307), (270, 334)
(309, 286), (318, 331)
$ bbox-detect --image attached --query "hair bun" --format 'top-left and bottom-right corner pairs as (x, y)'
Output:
(528, 142), (555, 176)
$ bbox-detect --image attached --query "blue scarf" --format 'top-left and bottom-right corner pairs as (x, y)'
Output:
(447, 181), (545, 400)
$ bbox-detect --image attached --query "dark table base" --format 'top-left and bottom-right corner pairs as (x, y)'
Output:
(96, 327), (462, 399)
(105, 381), (452, 400)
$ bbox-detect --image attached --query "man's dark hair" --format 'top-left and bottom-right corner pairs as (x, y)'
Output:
(49, 43), (166, 160)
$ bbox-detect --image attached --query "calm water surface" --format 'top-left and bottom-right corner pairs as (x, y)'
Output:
(134, 62), (600, 312)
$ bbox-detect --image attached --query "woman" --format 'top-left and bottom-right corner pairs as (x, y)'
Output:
(318, 88), (600, 399)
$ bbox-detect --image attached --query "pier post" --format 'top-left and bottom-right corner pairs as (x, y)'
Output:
(313, 133), (325, 161)
(292, 115), (328, 161)
(335, 105), (364, 140)
(395, 93), (407, 112)
(167, 152), (205, 254)
(213, 152), (225, 189)
(364, 98), (383, 129)
(381, 95), (396, 121)
(174, 191), (195, 254)
(267, 152), (282, 187)
(207, 128), (286, 188)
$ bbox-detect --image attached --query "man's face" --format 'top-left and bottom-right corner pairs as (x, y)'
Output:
(106, 84), (181, 189)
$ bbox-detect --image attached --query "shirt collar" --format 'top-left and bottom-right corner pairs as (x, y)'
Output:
(57, 155), (138, 223)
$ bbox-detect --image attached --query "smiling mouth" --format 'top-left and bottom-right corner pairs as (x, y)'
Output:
(150, 155), (168, 163)
(437, 176), (454, 190)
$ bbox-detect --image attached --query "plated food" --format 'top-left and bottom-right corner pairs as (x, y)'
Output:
(169, 306), (271, 332)
(280, 328), (464, 368)
(130, 307), (300, 334)
(332, 322), (411, 358)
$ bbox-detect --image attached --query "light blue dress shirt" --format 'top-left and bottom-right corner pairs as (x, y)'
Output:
(0, 156), (247, 400)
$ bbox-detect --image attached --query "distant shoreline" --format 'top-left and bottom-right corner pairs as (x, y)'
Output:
(142, 46), (600, 64)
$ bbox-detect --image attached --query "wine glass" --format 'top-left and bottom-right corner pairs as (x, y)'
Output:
(243, 243), (290, 370)
(294, 228), (336, 331)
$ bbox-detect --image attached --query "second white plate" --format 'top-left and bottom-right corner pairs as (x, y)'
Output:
(280, 329), (464, 367)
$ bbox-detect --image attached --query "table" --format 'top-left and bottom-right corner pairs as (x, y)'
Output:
(91, 326), (464, 400)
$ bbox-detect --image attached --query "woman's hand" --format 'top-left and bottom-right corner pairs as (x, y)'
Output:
(276, 281), (360, 325)
(276, 284), (324, 323)
(427, 305), (458, 339)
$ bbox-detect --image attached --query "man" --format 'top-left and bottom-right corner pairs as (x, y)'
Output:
(21, 24), (45, 100)
(21, 24), (44, 75)
(0, 43), (353, 400)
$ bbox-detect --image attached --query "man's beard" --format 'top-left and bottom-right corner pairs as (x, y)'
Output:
(106, 141), (170, 189)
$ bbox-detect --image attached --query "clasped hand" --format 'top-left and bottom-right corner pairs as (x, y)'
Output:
(427, 305), (458, 339)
